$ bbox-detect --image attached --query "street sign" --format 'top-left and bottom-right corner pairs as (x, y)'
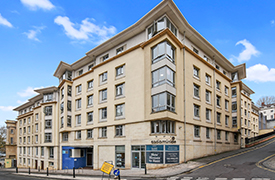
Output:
(114, 169), (120, 176)
(100, 161), (114, 174)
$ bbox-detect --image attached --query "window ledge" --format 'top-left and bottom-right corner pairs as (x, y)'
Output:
(86, 138), (94, 140)
(75, 139), (81, 141)
(193, 76), (200, 81)
(225, 142), (230, 144)
(115, 117), (125, 120)
(99, 100), (107, 104)
(100, 81), (107, 86)
(217, 141), (222, 144)
(87, 105), (93, 108)
(115, 95), (125, 100)
(87, 88), (94, 92)
(99, 119), (107, 123)
(98, 137), (107, 139)
(206, 120), (212, 124)
(114, 135), (126, 138)
(217, 123), (222, 126)
(150, 133), (176, 136)
(206, 140), (213, 143)
(116, 75), (125, 80)
(193, 96), (201, 101)
(193, 117), (200, 121)
(206, 101), (212, 105)
(87, 122), (93, 125)
(193, 139), (201, 142)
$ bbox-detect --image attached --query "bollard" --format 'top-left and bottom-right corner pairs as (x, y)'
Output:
(73, 167), (75, 178)
(29, 167), (30, 174)
(47, 167), (49, 176)
(16, 167), (18, 173)
(145, 164), (147, 174)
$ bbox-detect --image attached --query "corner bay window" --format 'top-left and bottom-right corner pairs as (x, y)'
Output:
(147, 16), (177, 39)
(152, 66), (175, 87)
(151, 120), (175, 134)
(152, 41), (175, 63)
(152, 92), (175, 112)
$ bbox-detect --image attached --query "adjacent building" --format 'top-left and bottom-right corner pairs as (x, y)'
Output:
(13, 0), (258, 170)
(5, 120), (17, 159)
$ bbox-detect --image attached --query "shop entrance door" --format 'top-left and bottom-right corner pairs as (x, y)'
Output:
(131, 145), (145, 169)
(86, 148), (93, 168)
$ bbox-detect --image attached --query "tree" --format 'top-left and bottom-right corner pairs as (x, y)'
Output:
(256, 96), (275, 107)
(0, 126), (6, 154)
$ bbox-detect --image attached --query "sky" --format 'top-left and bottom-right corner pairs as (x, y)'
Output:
(1, 0), (275, 127)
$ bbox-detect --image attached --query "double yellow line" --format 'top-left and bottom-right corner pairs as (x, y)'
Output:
(188, 138), (275, 173)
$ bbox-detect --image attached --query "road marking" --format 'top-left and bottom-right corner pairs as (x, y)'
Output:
(187, 138), (275, 173)
(251, 178), (271, 180)
(232, 178), (245, 180)
(256, 153), (275, 173)
(215, 178), (227, 180)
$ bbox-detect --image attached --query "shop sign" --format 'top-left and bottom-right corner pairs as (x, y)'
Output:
(151, 136), (176, 144)
(146, 152), (163, 164)
(146, 145), (179, 164)
(165, 152), (179, 164)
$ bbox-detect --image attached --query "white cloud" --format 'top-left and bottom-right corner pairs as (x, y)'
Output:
(246, 64), (275, 82)
(23, 26), (45, 41)
(271, 20), (275, 25)
(231, 39), (260, 63)
(54, 16), (116, 44)
(20, 0), (55, 11)
(0, 13), (13, 28)
(17, 87), (42, 97)
(0, 106), (15, 111)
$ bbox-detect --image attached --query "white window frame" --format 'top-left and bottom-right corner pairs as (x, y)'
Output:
(76, 114), (81, 126)
(87, 95), (93, 106)
(87, 112), (93, 123)
(115, 125), (125, 137)
(194, 104), (200, 118)
(99, 127), (107, 138)
(116, 65), (124, 77)
(100, 107), (107, 121)
(194, 84), (200, 98)
(87, 129), (93, 139)
(116, 104), (124, 118)
(116, 83), (124, 97)
(206, 108), (211, 122)
(194, 125), (200, 138)
(76, 99), (81, 110)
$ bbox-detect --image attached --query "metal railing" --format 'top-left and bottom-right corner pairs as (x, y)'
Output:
(245, 130), (275, 145)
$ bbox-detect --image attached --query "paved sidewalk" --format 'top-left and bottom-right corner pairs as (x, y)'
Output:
(3, 161), (203, 179)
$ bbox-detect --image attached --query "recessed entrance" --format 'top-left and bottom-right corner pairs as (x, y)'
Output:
(131, 145), (145, 169)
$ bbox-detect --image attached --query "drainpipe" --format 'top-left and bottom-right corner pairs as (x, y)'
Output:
(213, 56), (217, 154)
(183, 31), (187, 163)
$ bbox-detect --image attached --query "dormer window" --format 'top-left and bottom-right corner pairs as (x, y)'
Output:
(43, 93), (53, 102)
(102, 54), (109, 61)
(147, 16), (177, 39)
(116, 47), (124, 55)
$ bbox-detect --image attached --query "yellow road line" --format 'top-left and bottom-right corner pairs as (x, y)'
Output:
(188, 138), (275, 173)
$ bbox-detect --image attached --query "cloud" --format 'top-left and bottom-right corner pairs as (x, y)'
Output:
(54, 16), (116, 44)
(246, 64), (275, 82)
(23, 26), (46, 41)
(0, 13), (13, 28)
(20, 0), (55, 11)
(0, 106), (15, 111)
(231, 39), (260, 63)
(17, 87), (42, 97)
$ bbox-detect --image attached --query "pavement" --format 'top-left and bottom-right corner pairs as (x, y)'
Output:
(2, 138), (275, 180)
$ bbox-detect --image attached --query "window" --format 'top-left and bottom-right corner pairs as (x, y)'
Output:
(152, 41), (175, 63)
(88, 80), (93, 90)
(232, 101), (237, 112)
(223, 70), (227, 75)
(225, 100), (229, 110)
(147, 16), (177, 39)
(225, 115), (229, 126)
(217, 130), (221, 140)
(115, 146), (125, 168)
(43, 93), (53, 102)
(28, 136), (30, 143)
(35, 113), (39, 121)
(216, 81), (221, 90)
(44, 106), (52, 116)
(24, 127), (26, 134)
(193, 66), (199, 78)
(115, 125), (125, 137)
(87, 95), (93, 106)
(78, 69), (83, 76)
(76, 114), (81, 125)
(216, 65), (220, 70)
(41, 147), (44, 156)
(49, 147), (54, 158)
(194, 84), (200, 98)
(205, 74), (211, 85)
(10, 128), (14, 134)
(232, 117), (237, 127)
(59, 117), (63, 128)
(193, 47), (199, 54)
(87, 112), (93, 123)
(76, 99), (81, 109)
(204, 56), (209, 62)
(116, 83), (124, 97)
(206, 127), (210, 139)
(28, 117), (31, 124)
(67, 115), (71, 127)
(87, 129), (93, 139)
(194, 126), (200, 137)
(152, 92), (175, 112)
(76, 131), (81, 139)
(61, 88), (64, 99)
(88, 64), (94, 70)
(67, 100), (71, 111)
(116, 46), (124, 54)
(68, 85), (72, 96)
(102, 54), (109, 61)
(60, 102), (64, 114)
(225, 131), (229, 141)
(100, 72), (108, 83)
(151, 120), (175, 134)
(194, 104), (200, 118)
(45, 119), (52, 129)
(217, 112), (221, 124)
(100, 89), (107, 101)
(116, 104), (124, 117)
(76, 85), (82, 94)
(206, 90), (211, 103)
(232, 72), (239, 82)
(35, 135), (38, 143)
(206, 109), (211, 121)
(10, 137), (13, 145)
(216, 95), (221, 107)
(116, 65), (124, 77)
(62, 132), (69, 141)
(99, 127), (107, 138)
(152, 66), (175, 87)
(45, 133), (52, 143)
(35, 123), (38, 132)
(100, 107), (107, 120)
(225, 86), (229, 95)
(232, 87), (237, 97)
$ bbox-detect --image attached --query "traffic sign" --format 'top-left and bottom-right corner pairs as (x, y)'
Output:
(100, 162), (114, 174)
(114, 169), (120, 176)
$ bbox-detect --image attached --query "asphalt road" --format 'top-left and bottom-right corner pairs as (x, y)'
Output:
(178, 139), (275, 179)
(0, 169), (58, 180)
